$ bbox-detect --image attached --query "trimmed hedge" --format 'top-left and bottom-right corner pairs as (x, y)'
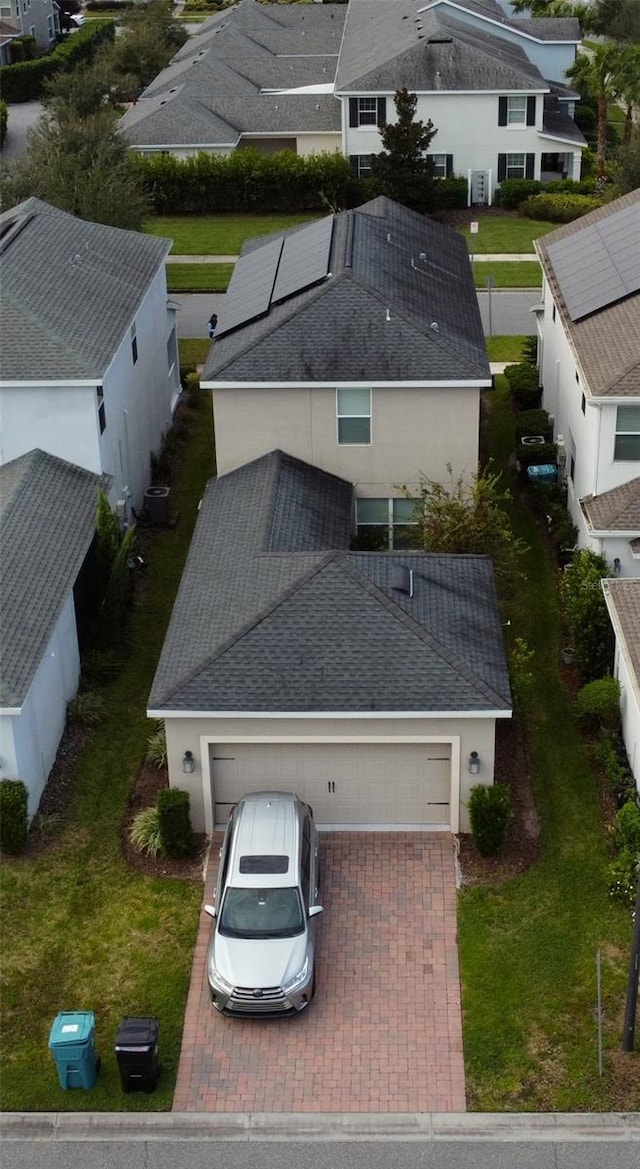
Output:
(0, 20), (115, 102)
(504, 362), (541, 411)
(468, 783), (512, 856)
(497, 178), (541, 210)
(157, 787), (192, 858)
(0, 779), (29, 854)
(519, 192), (603, 224)
(432, 175), (468, 210)
(0, 98), (7, 148)
(514, 409), (553, 442)
(515, 440), (557, 469)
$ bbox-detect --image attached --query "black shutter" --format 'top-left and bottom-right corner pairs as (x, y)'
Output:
(349, 98), (358, 128)
(377, 97), (387, 125)
(497, 154), (507, 182)
(526, 96), (536, 126)
(348, 155), (358, 176)
(525, 153), (535, 179)
(498, 96), (507, 126)
(446, 154), (453, 177)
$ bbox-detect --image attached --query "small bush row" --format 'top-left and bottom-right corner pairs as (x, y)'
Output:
(0, 98), (7, 148)
(130, 786), (193, 858)
(0, 20), (115, 102)
(519, 193), (603, 224)
(0, 779), (29, 855)
(503, 362), (541, 411)
(608, 797), (640, 905)
(468, 783), (512, 856)
(497, 177), (597, 210)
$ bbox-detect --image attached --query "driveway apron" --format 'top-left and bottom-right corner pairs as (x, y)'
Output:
(173, 833), (465, 1112)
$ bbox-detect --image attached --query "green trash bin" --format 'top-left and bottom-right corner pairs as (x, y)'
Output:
(48, 1011), (99, 1090)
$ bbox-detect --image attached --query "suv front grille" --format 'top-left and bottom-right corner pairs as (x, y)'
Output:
(228, 986), (293, 1013)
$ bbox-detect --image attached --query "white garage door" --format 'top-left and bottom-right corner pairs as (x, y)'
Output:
(209, 742), (451, 828)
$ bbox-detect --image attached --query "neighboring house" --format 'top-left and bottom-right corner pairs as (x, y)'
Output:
(602, 578), (640, 793)
(0, 0), (59, 57)
(0, 198), (182, 517)
(0, 450), (106, 820)
(202, 196), (490, 547)
(148, 450), (512, 835)
(535, 190), (640, 576)
(119, 0), (585, 204)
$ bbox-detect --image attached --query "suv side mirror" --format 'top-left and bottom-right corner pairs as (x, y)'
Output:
(204, 904), (217, 919)
(308, 905), (323, 918)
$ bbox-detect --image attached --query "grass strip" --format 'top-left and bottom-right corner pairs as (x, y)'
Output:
(485, 336), (529, 363)
(166, 263), (233, 292)
(461, 215), (555, 254)
(145, 213), (319, 255)
(473, 261), (541, 289)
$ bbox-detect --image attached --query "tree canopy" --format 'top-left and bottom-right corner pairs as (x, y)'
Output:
(370, 88), (438, 213)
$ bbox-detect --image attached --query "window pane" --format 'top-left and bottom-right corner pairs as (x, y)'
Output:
(614, 434), (640, 460)
(617, 405), (640, 432)
(393, 497), (419, 522)
(393, 525), (422, 550)
(339, 416), (370, 444)
(354, 525), (389, 551)
(357, 498), (388, 524)
(338, 387), (370, 416)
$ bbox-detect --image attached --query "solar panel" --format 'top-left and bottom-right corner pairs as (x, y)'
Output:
(546, 202), (640, 322)
(272, 215), (333, 304)
(216, 236), (283, 336)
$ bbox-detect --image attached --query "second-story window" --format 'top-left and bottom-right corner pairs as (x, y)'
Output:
(507, 96), (527, 125)
(614, 405), (640, 460)
(357, 98), (378, 126)
(337, 387), (371, 445)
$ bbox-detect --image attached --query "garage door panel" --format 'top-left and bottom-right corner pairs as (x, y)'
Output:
(210, 742), (451, 827)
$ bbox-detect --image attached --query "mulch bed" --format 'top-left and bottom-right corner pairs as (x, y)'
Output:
(120, 762), (208, 883)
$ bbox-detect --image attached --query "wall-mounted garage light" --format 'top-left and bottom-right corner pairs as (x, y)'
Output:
(468, 751), (480, 775)
(182, 750), (195, 774)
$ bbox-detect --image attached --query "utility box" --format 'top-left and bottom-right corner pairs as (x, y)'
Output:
(48, 1011), (99, 1090)
(144, 486), (171, 526)
(115, 1016), (160, 1093)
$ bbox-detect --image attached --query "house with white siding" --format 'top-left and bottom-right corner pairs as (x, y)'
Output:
(603, 579), (640, 793)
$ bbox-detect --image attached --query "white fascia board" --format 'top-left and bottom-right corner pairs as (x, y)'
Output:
(338, 88), (548, 97)
(148, 708), (512, 720)
(136, 142), (237, 150)
(539, 132), (585, 148)
(416, 0), (579, 45)
(201, 379), (492, 390)
(0, 707), (22, 716)
(587, 528), (640, 539)
(0, 378), (103, 389)
(589, 396), (640, 406)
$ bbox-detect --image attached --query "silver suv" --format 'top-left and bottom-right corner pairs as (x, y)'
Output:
(204, 791), (322, 1015)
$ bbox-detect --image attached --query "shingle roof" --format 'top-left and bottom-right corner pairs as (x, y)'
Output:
(202, 197), (489, 384)
(602, 578), (640, 703)
(336, 3), (547, 92)
(421, 0), (580, 40)
(0, 450), (107, 708)
(148, 450), (511, 713)
(0, 198), (170, 382)
(541, 99), (586, 146)
(581, 478), (640, 534)
(536, 190), (640, 399)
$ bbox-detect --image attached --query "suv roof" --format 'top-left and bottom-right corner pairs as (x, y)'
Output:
(228, 791), (303, 889)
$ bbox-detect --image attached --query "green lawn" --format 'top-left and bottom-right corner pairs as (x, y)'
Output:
(486, 336), (529, 363)
(459, 376), (636, 1110)
(473, 261), (541, 289)
(461, 215), (556, 254)
(166, 263), (233, 292)
(178, 338), (210, 368)
(0, 376), (215, 1111)
(145, 214), (319, 256)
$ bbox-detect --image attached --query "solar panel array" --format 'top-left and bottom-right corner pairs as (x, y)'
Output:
(215, 218), (333, 337)
(546, 202), (640, 322)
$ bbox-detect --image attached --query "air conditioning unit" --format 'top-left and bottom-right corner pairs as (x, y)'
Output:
(521, 435), (546, 446)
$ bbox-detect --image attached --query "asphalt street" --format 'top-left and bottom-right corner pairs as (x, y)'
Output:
(174, 291), (541, 343)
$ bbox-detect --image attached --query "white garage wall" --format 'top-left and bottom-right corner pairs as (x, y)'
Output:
(162, 714), (500, 834)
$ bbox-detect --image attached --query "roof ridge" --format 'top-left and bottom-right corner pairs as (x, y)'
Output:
(337, 554), (511, 706)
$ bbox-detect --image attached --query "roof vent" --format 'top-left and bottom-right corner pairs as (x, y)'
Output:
(430, 321), (439, 332)
(386, 307), (391, 322)
(391, 565), (413, 597)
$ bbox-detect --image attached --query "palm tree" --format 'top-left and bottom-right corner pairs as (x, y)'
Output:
(615, 44), (640, 149)
(567, 42), (628, 188)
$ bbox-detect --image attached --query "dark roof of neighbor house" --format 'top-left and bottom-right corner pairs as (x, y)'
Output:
(581, 478), (640, 534)
(336, 4), (548, 93)
(602, 578), (640, 699)
(148, 450), (511, 714)
(0, 450), (107, 708)
(541, 99), (586, 146)
(0, 198), (170, 383)
(202, 197), (490, 384)
(536, 189), (640, 399)
(421, 0), (580, 42)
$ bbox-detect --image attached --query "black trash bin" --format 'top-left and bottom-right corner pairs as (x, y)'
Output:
(114, 1017), (160, 1093)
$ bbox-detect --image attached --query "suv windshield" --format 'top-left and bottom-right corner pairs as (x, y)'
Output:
(219, 886), (305, 939)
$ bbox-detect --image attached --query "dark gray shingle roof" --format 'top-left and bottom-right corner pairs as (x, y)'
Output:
(149, 450), (511, 713)
(0, 450), (107, 707)
(203, 197), (489, 384)
(0, 198), (170, 382)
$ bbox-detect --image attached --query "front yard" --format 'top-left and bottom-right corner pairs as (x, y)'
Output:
(145, 213), (319, 255)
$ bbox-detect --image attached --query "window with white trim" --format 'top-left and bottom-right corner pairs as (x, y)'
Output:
(506, 96), (527, 125)
(337, 387), (371, 445)
(355, 154), (373, 178)
(505, 153), (526, 179)
(356, 497), (420, 550)
(614, 405), (640, 461)
(357, 98), (378, 126)
(428, 153), (448, 179)
(0, 0), (13, 14)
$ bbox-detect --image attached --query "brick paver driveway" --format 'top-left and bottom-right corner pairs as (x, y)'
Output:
(173, 833), (465, 1112)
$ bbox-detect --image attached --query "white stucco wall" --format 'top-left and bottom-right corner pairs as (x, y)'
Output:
(160, 713), (502, 834)
(211, 383), (481, 494)
(0, 384), (100, 471)
(2, 593), (80, 821)
(612, 638), (640, 791)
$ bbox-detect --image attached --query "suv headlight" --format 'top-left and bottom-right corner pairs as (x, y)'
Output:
(282, 956), (310, 994)
(209, 960), (234, 995)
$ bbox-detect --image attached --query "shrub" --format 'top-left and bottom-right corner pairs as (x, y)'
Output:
(545, 505), (578, 554)
(608, 849), (639, 905)
(592, 736), (634, 796)
(521, 334), (538, 366)
(0, 99), (7, 148)
(157, 787), (192, 858)
(497, 178), (541, 210)
(519, 193), (602, 224)
(514, 409), (553, 442)
(515, 441), (557, 470)
(433, 176), (468, 210)
(612, 800), (640, 855)
(561, 550), (615, 681)
(67, 689), (106, 727)
(146, 722), (167, 769)
(0, 779), (29, 854)
(577, 677), (621, 731)
(543, 178), (597, 196)
(0, 21), (115, 102)
(182, 370), (201, 408)
(468, 783), (512, 856)
(129, 806), (163, 857)
(504, 362), (541, 411)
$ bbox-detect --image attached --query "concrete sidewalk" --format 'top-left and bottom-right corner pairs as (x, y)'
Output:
(167, 253), (538, 264)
